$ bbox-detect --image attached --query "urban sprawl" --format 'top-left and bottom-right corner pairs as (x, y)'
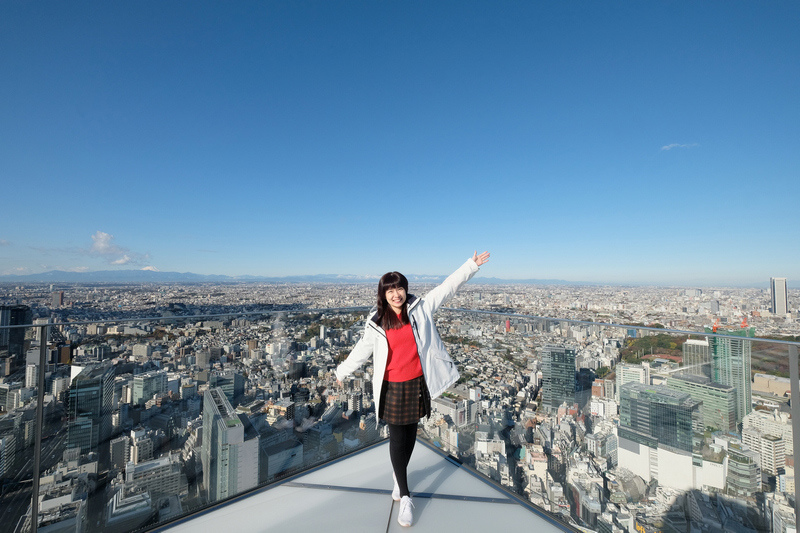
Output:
(0, 279), (797, 533)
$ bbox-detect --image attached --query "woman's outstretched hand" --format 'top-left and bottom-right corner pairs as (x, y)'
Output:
(472, 250), (490, 267)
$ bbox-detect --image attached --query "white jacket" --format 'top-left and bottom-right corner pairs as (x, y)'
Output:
(335, 258), (480, 425)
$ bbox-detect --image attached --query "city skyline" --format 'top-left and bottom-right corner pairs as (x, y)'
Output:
(1, 276), (799, 531)
(1, 2), (799, 285)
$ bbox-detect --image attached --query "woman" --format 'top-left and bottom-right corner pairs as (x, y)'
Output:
(335, 251), (490, 527)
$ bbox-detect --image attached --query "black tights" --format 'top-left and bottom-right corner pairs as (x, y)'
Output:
(388, 423), (418, 497)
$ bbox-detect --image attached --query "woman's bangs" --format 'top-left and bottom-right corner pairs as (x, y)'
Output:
(379, 272), (406, 291)
(382, 279), (402, 291)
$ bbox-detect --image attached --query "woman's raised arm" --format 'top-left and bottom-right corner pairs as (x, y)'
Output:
(421, 251), (490, 314)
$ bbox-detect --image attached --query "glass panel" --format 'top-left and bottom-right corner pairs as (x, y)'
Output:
(7, 309), (385, 532)
(422, 310), (799, 532)
(1, 300), (797, 533)
(0, 320), (38, 533)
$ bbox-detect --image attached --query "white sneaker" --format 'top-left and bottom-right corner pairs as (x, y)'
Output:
(392, 472), (401, 501)
(397, 495), (414, 527)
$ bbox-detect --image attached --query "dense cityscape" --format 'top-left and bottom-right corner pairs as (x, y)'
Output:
(0, 278), (797, 533)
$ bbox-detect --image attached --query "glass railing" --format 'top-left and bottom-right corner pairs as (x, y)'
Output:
(1, 305), (798, 533)
(427, 310), (799, 532)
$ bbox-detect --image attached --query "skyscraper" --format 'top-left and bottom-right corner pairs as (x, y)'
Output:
(665, 373), (737, 432)
(708, 327), (754, 425)
(619, 382), (700, 453)
(681, 339), (710, 378)
(201, 387), (259, 502)
(0, 305), (32, 371)
(770, 277), (789, 315)
(66, 363), (114, 455)
(541, 345), (576, 412)
(209, 370), (245, 404)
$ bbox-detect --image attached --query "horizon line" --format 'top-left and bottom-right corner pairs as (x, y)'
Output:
(0, 268), (791, 290)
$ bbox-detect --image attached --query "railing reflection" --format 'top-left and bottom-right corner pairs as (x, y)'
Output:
(0, 308), (797, 533)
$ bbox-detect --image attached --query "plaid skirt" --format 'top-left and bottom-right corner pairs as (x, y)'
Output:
(379, 375), (432, 425)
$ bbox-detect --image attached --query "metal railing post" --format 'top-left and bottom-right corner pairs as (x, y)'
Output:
(30, 325), (48, 533)
(790, 345), (800, 519)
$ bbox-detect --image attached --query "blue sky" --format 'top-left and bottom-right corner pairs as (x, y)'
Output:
(1, 1), (798, 285)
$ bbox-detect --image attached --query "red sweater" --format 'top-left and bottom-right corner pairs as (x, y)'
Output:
(384, 317), (423, 382)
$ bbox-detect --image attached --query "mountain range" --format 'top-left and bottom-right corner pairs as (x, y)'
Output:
(0, 269), (776, 288)
(0, 269), (571, 285)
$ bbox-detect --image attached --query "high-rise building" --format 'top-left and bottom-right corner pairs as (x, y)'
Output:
(682, 339), (710, 378)
(0, 434), (16, 478)
(619, 382), (700, 454)
(209, 370), (244, 404)
(614, 362), (650, 402)
(110, 435), (130, 470)
(708, 327), (754, 425)
(469, 387), (482, 402)
(50, 291), (64, 308)
(0, 382), (22, 412)
(196, 350), (211, 369)
(132, 370), (168, 406)
(201, 387), (259, 502)
(585, 431), (618, 467)
(726, 443), (760, 497)
(743, 409), (793, 450)
(770, 277), (789, 315)
(25, 363), (39, 389)
(614, 380), (706, 487)
(742, 427), (785, 476)
(666, 374), (737, 432)
(131, 436), (154, 464)
(0, 305), (32, 371)
(180, 381), (197, 400)
(66, 363), (114, 454)
(348, 391), (363, 412)
(541, 345), (576, 412)
(124, 454), (185, 499)
(131, 344), (152, 359)
(763, 440), (786, 478)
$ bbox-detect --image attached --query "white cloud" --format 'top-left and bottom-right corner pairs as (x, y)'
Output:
(0, 239), (9, 246)
(90, 231), (148, 266)
(91, 231), (121, 255)
(661, 143), (700, 151)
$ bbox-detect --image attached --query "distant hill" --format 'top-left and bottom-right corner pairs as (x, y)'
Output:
(0, 269), (575, 285)
(0, 269), (771, 287)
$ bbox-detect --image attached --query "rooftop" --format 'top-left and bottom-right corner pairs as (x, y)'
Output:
(157, 438), (569, 533)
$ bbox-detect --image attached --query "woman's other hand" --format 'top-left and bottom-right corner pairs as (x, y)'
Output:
(472, 251), (490, 267)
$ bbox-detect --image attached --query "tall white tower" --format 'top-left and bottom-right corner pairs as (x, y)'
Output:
(770, 277), (789, 315)
(201, 387), (259, 502)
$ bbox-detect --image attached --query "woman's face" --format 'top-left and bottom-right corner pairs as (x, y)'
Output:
(385, 287), (407, 314)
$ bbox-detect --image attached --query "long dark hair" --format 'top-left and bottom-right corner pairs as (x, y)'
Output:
(376, 271), (409, 330)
